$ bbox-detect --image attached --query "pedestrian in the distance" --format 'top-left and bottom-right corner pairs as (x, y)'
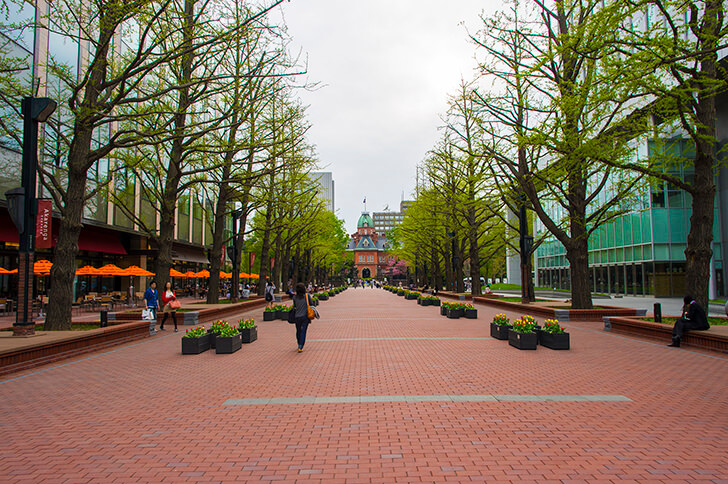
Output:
(160, 281), (179, 332)
(144, 281), (159, 321)
(291, 282), (315, 353)
(265, 280), (275, 308)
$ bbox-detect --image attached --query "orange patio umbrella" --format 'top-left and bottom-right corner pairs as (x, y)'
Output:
(0, 267), (15, 274)
(239, 272), (251, 278)
(76, 265), (102, 276)
(170, 268), (185, 278)
(183, 270), (197, 278)
(195, 269), (210, 278)
(121, 265), (155, 277)
(34, 260), (53, 275)
(97, 264), (125, 276)
(248, 273), (260, 279)
(219, 271), (232, 279)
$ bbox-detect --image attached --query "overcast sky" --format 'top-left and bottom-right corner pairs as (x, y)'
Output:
(273, 1), (498, 233)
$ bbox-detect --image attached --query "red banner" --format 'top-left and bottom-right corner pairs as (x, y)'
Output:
(221, 246), (226, 264)
(249, 252), (256, 270)
(35, 199), (52, 249)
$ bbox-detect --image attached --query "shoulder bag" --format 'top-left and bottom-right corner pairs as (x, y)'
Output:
(307, 295), (319, 320)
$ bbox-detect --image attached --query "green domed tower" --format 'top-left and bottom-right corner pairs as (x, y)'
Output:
(357, 212), (374, 228)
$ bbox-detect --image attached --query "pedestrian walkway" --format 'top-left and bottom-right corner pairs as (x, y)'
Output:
(1, 289), (726, 483)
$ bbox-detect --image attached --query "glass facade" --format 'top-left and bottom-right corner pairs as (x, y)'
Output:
(535, 138), (726, 297)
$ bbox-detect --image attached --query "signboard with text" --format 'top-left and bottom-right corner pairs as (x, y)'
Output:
(35, 199), (52, 249)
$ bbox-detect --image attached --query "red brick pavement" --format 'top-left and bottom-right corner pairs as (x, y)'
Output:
(1, 288), (727, 483)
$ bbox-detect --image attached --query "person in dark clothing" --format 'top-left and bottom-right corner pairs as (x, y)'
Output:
(669, 295), (710, 347)
(291, 282), (313, 353)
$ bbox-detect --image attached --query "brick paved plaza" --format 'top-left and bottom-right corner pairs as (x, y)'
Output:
(1, 289), (727, 483)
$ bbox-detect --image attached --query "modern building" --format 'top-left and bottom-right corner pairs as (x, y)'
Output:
(372, 200), (413, 235)
(311, 172), (335, 213)
(0, 6), (215, 300)
(531, 138), (728, 299)
(346, 212), (394, 279)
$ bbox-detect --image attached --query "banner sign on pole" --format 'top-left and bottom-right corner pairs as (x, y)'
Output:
(35, 199), (52, 249)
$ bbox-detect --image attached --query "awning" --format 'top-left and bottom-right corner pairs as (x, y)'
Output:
(77, 227), (127, 255)
(171, 244), (209, 264)
(0, 211), (19, 243)
(1, 209), (127, 255)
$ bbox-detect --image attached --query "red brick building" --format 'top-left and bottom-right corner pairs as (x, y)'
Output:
(347, 213), (392, 279)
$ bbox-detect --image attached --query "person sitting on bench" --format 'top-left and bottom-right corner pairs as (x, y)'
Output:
(669, 295), (709, 347)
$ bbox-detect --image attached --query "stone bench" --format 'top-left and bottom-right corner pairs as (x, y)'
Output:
(604, 316), (728, 354)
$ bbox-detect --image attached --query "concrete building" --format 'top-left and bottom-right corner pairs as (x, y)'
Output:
(311, 172), (335, 213)
(372, 200), (413, 235)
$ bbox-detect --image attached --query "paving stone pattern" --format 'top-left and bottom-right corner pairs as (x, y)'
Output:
(1, 288), (727, 483)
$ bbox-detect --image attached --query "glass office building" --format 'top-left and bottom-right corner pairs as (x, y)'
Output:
(534, 138), (727, 298)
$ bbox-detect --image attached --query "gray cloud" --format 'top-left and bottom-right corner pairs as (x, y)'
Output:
(275, 0), (497, 232)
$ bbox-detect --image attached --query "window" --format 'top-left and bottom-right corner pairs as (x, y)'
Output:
(367, 255), (374, 262)
(359, 255), (364, 262)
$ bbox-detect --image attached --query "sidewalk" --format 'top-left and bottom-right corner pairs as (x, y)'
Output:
(1, 289), (726, 483)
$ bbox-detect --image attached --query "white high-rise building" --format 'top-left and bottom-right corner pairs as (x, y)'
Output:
(312, 172), (335, 212)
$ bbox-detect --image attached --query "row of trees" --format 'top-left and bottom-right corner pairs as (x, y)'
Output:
(0, 0), (349, 329)
(395, 0), (726, 308)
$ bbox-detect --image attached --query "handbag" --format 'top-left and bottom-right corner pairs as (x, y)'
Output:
(287, 308), (296, 324)
(169, 299), (181, 309)
(142, 309), (151, 320)
(306, 295), (318, 320)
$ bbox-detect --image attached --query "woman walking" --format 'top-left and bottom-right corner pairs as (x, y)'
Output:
(291, 282), (315, 352)
(264, 280), (275, 309)
(160, 281), (179, 332)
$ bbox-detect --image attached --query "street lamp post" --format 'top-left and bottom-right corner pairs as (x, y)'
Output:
(5, 97), (57, 336)
(228, 209), (243, 302)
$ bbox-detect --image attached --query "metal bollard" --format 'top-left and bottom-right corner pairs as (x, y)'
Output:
(653, 303), (662, 323)
(100, 309), (108, 327)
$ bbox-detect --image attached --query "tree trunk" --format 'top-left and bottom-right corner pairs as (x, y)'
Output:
(44, 166), (87, 330)
(44, 18), (113, 330)
(455, 246), (465, 293)
(468, 210), (481, 296)
(154, 186), (177, 292)
(257, 202), (273, 295)
(565, 234), (592, 310)
(683, 0), (720, 310)
(207, 180), (230, 304)
(154, 0), (193, 293)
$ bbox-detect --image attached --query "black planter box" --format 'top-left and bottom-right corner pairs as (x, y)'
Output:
(263, 311), (275, 321)
(274, 309), (282, 319)
(464, 308), (478, 319)
(239, 326), (258, 343)
(279, 310), (289, 321)
(207, 330), (219, 349)
(440, 306), (448, 316)
(181, 333), (210, 354)
(490, 323), (511, 340)
(508, 329), (538, 350)
(540, 331), (570, 350)
(405, 294), (418, 300)
(447, 308), (463, 319)
(417, 299), (423, 305)
(397, 292), (405, 296)
(431, 299), (441, 307)
(216, 333), (242, 354)
(318, 294), (329, 301)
